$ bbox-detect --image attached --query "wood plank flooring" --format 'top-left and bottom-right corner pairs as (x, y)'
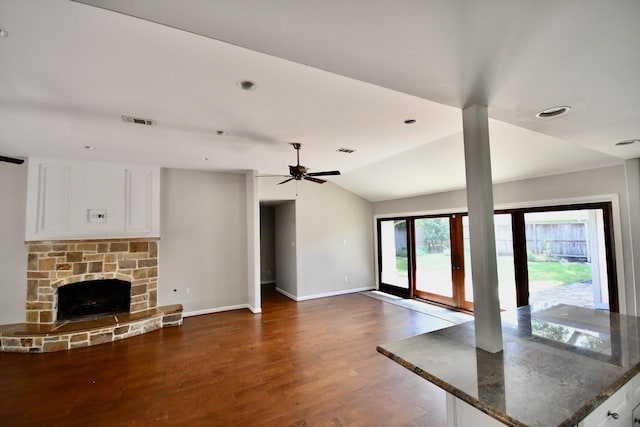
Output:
(0, 286), (451, 426)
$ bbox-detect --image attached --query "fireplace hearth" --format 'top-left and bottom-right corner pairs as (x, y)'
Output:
(57, 279), (131, 322)
(0, 237), (183, 353)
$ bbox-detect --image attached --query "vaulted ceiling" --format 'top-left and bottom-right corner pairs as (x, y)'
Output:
(1, 1), (638, 201)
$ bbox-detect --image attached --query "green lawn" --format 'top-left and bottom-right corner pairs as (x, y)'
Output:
(395, 254), (591, 286)
(526, 261), (591, 285)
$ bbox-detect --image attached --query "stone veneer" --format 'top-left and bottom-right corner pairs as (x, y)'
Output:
(0, 305), (182, 353)
(26, 238), (159, 324)
(0, 237), (183, 353)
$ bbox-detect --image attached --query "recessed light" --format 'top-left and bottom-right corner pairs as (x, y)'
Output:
(202, 157), (209, 161)
(216, 130), (226, 135)
(0, 27), (8, 38)
(536, 106), (571, 118)
(615, 139), (639, 146)
(237, 80), (256, 90)
(84, 145), (95, 150)
(404, 119), (417, 124)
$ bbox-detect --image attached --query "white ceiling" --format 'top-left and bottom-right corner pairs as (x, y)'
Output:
(1, 1), (637, 201)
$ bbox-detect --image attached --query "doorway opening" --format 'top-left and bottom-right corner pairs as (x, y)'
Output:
(260, 200), (298, 305)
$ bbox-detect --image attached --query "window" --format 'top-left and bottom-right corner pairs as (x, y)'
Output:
(376, 202), (618, 312)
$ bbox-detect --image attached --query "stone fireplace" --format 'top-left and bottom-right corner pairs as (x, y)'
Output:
(0, 238), (182, 353)
(26, 239), (159, 324)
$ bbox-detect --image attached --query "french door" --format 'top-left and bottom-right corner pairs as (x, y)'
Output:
(378, 214), (470, 308)
(377, 202), (619, 312)
(413, 215), (470, 309)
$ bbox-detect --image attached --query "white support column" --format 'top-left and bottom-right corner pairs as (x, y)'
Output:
(625, 159), (640, 315)
(462, 105), (503, 353)
(246, 170), (262, 314)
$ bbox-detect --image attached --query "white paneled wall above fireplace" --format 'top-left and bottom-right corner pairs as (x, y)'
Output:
(25, 158), (160, 241)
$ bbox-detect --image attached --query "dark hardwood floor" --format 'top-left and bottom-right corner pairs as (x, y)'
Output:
(0, 286), (449, 426)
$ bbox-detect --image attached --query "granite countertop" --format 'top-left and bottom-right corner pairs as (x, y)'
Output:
(377, 304), (640, 427)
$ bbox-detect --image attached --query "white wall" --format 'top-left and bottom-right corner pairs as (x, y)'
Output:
(260, 205), (276, 283)
(159, 168), (249, 313)
(275, 201), (297, 297)
(261, 178), (375, 299)
(0, 161), (28, 324)
(373, 165), (636, 315)
(625, 159), (640, 315)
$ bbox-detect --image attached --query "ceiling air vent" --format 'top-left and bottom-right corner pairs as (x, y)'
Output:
(122, 115), (156, 126)
(337, 148), (356, 154)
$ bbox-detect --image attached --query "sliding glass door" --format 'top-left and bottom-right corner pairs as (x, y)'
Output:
(524, 208), (614, 310)
(378, 218), (410, 297)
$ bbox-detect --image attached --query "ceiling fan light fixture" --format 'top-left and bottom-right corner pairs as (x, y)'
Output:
(237, 80), (256, 90)
(615, 139), (639, 146)
(536, 106), (571, 118)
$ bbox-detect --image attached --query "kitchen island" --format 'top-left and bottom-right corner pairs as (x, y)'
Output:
(378, 304), (640, 426)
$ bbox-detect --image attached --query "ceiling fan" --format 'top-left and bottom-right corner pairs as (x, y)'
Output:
(0, 156), (24, 165)
(265, 143), (341, 185)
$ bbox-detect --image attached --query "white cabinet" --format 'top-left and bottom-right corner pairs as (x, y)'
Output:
(446, 394), (507, 427)
(25, 158), (160, 241)
(578, 374), (640, 427)
(445, 373), (640, 427)
(578, 385), (631, 426)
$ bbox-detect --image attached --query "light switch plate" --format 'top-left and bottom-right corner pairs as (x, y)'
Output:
(87, 209), (107, 223)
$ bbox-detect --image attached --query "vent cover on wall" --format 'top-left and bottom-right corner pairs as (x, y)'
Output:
(122, 115), (156, 126)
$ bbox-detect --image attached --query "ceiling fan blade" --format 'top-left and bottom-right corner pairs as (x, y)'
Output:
(278, 178), (294, 185)
(304, 176), (326, 184)
(0, 155), (24, 165)
(306, 170), (341, 177)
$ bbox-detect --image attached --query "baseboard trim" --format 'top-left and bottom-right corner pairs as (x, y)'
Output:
(276, 286), (376, 302)
(247, 304), (262, 314)
(183, 304), (253, 317)
(260, 280), (276, 285)
(275, 287), (298, 301)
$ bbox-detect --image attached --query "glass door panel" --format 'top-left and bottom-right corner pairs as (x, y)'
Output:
(414, 217), (453, 299)
(379, 219), (410, 295)
(524, 209), (608, 310)
(463, 214), (517, 310)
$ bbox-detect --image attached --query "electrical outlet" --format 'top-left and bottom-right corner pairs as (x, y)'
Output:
(185, 288), (191, 295)
(344, 275), (349, 283)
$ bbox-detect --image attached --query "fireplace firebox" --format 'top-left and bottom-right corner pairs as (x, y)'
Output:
(57, 279), (131, 322)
